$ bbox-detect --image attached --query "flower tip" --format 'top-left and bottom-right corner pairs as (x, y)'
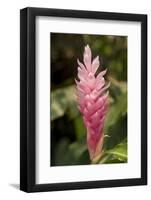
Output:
(101, 68), (107, 76)
(85, 44), (91, 52)
(75, 79), (79, 85)
(107, 82), (111, 88)
(95, 55), (100, 63)
(105, 90), (109, 97)
(77, 58), (80, 63)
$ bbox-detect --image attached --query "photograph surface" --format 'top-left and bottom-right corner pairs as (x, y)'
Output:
(50, 33), (127, 166)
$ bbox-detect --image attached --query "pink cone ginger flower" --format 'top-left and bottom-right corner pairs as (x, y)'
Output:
(75, 45), (109, 161)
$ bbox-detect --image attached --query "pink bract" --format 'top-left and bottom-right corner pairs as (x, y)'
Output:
(75, 45), (109, 161)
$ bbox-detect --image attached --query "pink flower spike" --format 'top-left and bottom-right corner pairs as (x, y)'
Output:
(75, 45), (109, 161)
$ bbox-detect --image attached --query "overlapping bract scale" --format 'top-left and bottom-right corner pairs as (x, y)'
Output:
(75, 45), (109, 160)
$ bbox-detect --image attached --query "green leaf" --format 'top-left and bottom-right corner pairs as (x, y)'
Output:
(103, 78), (127, 150)
(105, 92), (127, 130)
(106, 140), (127, 161)
(99, 139), (127, 164)
(52, 138), (70, 166)
(51, 85), (78, 121)
(73, 115), (85, 141)
(52, 139), (90, 166)
(69, 142), (87, 158)
(51, 89), (67, 121)
(105, 78), (127, 130)
(64, 86), (79, 120)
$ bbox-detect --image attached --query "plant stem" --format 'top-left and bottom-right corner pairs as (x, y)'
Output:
(91, 151), (104, 164)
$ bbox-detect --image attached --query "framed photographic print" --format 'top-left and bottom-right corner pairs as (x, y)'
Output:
(20, 7), (147, 192)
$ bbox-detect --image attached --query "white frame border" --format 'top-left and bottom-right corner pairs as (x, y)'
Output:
(36, 16), (141, 184)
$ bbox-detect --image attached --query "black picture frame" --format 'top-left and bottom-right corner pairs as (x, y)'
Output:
(20, 7), (147, 192)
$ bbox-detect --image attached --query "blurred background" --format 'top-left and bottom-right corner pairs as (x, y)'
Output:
(50, 33), (127, 166)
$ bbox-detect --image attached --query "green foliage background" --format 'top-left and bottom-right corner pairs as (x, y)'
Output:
(51, 33), (127, 166)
